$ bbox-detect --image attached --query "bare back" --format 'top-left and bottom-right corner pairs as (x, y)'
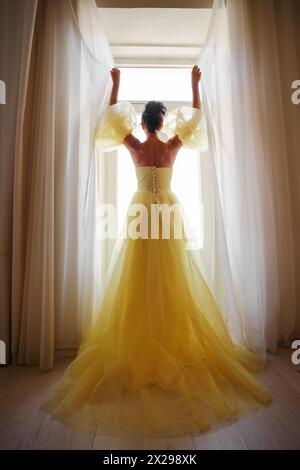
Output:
(108, 65), (201, 169)
(123, 134), (182, 168)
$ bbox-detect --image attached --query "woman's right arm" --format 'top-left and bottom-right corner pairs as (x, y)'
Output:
(166, 65), (202, 151)
(109, 67), (120, 105)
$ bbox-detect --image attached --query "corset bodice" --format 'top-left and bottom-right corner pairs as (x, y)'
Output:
(135, 166), (173, 202)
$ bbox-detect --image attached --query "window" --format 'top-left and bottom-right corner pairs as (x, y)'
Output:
(118, 67), (192, 102)
(97, 67), (204, 264)
(117, 67), (204, 250)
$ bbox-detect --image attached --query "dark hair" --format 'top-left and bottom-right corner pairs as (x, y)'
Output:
(142, 101), (167, 133)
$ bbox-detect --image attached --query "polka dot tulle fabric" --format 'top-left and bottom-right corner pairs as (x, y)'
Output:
(41, 105), (270, 438)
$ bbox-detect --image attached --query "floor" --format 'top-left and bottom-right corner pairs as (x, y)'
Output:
(0, 348), (299, 450)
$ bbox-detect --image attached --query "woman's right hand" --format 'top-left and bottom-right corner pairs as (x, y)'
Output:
(191, 65), (201, 87)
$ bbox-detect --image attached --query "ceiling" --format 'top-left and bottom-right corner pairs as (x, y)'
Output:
(97, 7), (212, 66)
(96, 1), (213, 6)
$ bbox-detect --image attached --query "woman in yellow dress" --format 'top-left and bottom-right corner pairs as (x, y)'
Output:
(41, 65), (270, 438)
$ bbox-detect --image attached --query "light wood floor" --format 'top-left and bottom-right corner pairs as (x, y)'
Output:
(0, 347), (299, 450)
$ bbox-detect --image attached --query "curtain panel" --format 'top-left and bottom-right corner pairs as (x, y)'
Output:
(198, 0), (300, 354)
(0, 0), (113, 369)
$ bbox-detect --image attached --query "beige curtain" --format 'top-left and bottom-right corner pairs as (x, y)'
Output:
(198, 0), (300, 355)
(0, 0), (37, 367)
(247, 0), (300, 344)
(0, 0), (113, 369)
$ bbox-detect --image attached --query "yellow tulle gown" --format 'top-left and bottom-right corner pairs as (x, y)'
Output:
(40, 101), (271, 438)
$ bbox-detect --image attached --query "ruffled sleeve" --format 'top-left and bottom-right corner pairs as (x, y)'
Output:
(161, 106), (208, 151)
(94, 101), (137, 152)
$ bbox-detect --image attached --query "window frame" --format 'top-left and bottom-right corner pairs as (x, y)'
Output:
(96, 65), (209, 267)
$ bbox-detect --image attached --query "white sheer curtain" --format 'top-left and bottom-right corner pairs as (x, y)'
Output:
(2, 0), (298, 370)
(198, 0), (299, 355)
(9, 0), (113, 369)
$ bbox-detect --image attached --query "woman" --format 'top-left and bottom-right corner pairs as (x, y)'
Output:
(41, 66), (270, 438)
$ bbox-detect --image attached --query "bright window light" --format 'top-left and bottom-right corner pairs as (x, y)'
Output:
(116, 67), (204, 250)
(118, 67), (193, 102)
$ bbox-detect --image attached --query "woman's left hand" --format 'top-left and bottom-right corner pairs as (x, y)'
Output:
(110, 67), (121, 84)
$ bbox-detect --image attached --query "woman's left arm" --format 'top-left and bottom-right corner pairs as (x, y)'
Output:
(191, 65), (201, 110)
(109, 67), (120, 105)
(109, 67), (141, 152)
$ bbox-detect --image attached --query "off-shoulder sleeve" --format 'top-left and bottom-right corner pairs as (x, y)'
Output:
(161, 106), (208, 151)
(93, 101), (137, 152)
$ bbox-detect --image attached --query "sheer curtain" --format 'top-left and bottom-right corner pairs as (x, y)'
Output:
(7, 0), (113, 369)
(198, 0), (299, 355)
(2, 0), (299, 370)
